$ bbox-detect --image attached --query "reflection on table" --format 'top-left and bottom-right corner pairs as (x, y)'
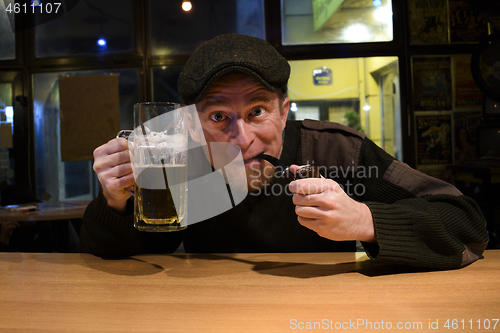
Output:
(1, 251), (499, 332)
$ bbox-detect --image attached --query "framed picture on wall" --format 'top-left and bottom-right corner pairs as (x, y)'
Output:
(415, 112), (453, 165)
(407, 0), (448, 45)
(452, 55), (483, 111)
(412, 57), (452, 111)
(448, 0), (489, 43)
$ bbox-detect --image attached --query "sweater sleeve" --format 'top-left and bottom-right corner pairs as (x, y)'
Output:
(79, 190), (182, 257)
(358, 139), (488, 269)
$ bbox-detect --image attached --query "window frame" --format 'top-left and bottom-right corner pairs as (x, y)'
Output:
(0, 0), (489, 193)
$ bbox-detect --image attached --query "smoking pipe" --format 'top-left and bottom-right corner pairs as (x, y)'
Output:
(256, 153), (320, 182)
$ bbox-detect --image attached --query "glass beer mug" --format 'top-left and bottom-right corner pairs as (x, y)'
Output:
(119, 102), (188, 232)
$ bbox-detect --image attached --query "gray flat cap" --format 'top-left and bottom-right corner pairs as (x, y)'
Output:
(178, 33), (290, 105)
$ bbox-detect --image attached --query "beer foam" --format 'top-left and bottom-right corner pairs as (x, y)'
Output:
(147, 132), (187, 150)
(138, 129), (187, 165)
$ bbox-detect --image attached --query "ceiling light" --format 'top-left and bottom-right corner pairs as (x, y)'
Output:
(182, 1), (192, 12)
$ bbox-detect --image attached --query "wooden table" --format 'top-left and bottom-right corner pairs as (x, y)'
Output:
(1, 251), (499, 332)
(0, 201), (90, 252)
(0, 201), (90, 222)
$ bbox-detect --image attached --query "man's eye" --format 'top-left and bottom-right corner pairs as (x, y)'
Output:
(210, 112), (227, 122)
(252, 108), (264, 116)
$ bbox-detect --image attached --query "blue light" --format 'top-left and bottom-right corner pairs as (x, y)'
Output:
(97, 38), (107, 47)
(373, 0), (382, 7)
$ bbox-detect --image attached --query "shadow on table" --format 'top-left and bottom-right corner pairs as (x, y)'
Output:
(160, 254), (435, 279)
(236, 257), (358, 278)
(224, 255), (433, 278)
(21, 253), (165, 277)
(43, 253), (436, 278)
(355, 261), (437, 277)
(82, 256), (165, 276)
(81, 253), (360, 278)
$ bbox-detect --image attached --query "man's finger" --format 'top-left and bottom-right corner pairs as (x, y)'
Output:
(289, 178), (330, 195)
(295, 205), (321, 219)
(297, 216), (318, 229)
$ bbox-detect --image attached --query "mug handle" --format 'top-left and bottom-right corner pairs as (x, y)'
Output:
(116, 130), (135, 195)
(116, 129), (133, 139)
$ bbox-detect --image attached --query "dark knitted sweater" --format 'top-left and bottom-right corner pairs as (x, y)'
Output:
(80, 120), (488, 269)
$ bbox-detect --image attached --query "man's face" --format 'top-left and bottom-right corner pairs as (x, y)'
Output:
(195, 74), (290, 191)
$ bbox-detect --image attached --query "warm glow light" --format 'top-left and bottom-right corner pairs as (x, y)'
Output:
(373, 5), (392, 25)
(291, 102), (298, 112)
(343, 24), (370, 42)
(182, 1), (192, 11)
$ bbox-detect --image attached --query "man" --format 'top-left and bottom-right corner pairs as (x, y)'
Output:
(81, 34), (488, 268)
